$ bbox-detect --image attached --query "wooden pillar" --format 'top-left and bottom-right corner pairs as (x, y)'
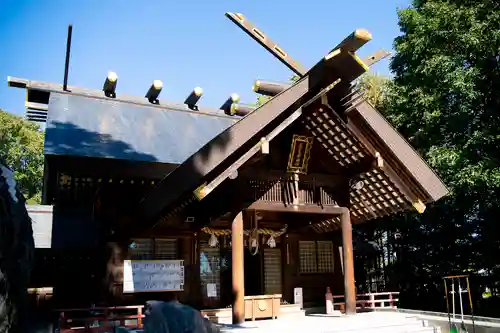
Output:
(231, 212), (245, 324)
(340, 208), (356, 315)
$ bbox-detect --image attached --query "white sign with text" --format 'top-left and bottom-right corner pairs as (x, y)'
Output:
(123, 260), (184, 293)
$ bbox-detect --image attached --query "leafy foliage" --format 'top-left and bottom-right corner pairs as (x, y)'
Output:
(357, 72), (392, 111)
(354, 0), (500, 316)
(0, 110), (44, 203)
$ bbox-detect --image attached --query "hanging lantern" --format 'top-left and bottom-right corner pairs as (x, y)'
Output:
(267, 235), (276, 248)
(208, 234), (218, 247)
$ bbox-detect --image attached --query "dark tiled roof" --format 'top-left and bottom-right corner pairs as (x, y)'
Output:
(44, 93), (237, 164)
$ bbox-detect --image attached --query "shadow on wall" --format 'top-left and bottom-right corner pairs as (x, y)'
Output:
(43, 115), (238, 247)
(127, 111), (239, 230)
(46, 121), (159, 249)
(44, 121), (159, 163)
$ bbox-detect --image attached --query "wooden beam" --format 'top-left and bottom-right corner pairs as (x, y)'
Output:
(225, 13), (371, 78)
(362, 49), (391, 67)
(231, 212), (245, 324)
(331, 29), (372, 54)
(252, 80), (290, 97)
(247, 201), (344, 215)
(225, 12), (308, 76)
(340, 208), (356, 315)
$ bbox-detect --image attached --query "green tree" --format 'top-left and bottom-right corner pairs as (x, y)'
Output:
(357, 72), (392, 111)
(0, 110), (44, 203)
(365, 0), (500, 314)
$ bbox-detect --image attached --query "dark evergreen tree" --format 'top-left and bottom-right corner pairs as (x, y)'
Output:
(353, 0), (500, 315)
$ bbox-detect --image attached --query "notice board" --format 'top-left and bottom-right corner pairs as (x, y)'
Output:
(123, 260), (184, 293)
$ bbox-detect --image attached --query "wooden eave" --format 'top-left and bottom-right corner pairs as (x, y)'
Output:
(298, 104), (409, 224)
(347, 101), (448, 202)
(141, 93), (449, 234)
(149, 93), (445, 235)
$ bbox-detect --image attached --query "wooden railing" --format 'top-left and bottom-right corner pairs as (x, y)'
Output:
(332, 292), (399, 312)
(56, 305), (144, 333)
(55, 292), (399, 331)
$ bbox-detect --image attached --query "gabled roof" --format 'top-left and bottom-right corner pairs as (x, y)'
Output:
(132, 45), (447, 231)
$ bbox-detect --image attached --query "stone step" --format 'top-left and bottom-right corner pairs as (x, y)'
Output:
(324, 323), (439, 333)
(217, 313), (441, 333)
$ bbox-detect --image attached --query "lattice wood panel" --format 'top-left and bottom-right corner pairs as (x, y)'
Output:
(300, 105), (414, 225)
(350, 169), (409, 221)
(317, 241), (334, 273)
(303, 106), (370, 168)
(299, 241), (317, 273)
(264, 248), (282, 295)
(154, 239), (178, 260)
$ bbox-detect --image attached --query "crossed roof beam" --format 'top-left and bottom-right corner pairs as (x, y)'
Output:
(225, 12), (390, 77)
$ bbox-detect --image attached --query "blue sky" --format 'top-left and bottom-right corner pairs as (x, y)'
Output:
(0, 0), (410, 116)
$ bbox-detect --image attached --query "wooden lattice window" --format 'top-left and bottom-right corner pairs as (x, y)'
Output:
(317, 241), (334, 273)
(299, 241), (317, 273)
(264, 248), (282, 294)
(154, 239), (177, 260)
(299, 240), (334, 273)
(129, 238), (178, 260)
